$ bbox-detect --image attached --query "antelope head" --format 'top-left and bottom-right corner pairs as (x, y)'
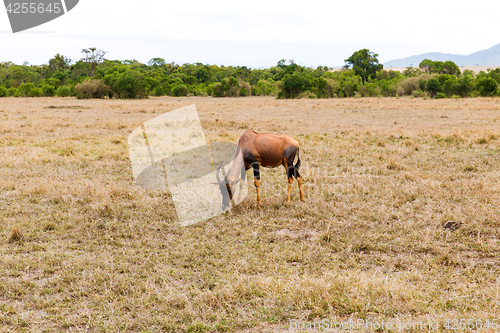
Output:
(215, 162), (232, 210)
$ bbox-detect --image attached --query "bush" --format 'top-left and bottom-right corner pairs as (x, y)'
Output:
(398, 77), (420, 95)
(396, 86), (405, 97)
(239, 81), (251, 96)
(172, 84), (188, 97)
(154, 86), (165, 97)
(297, 91), (316, 99)
(0, 86), (7, 97)
(42, 84), (56, 97)
(18, 83), (35, 97)
(28, 87), (43, 97)
(476, 77), (498, 97)
(411, 90), (424, 98)
(56, 85), (72, 97)
(210, 77), (243, 97)
(112, 70), (149, 98)
(7, 87), (18, 97)
(426, 78), (440, 97)
(280, 72), (313, 99)
(211, 82), (223, 97)
(359, 82), (380, 97)
(435, 92), (446, 99)
(253, 80), (277, 96)
(379, 81), (396, 97)
(75, 79), (111, 99)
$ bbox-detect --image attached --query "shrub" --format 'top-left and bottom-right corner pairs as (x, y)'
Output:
(18, 83), (35, 97)
(411, 90), (424, 98)
(0, 86), (7, 97)
(210, 77), (243, 97)
(398, 77), (420, 95)
(426, 78), (440, 97)
(324, 79), (340, 97)
(359, 82), (380, 97)
(28, 87), (43, 97)
(45, 78), (60, 89)
(75, 79), (111, 99)
(172, 84), (188, 97)
(396, 86), (405, 97)
(297, 91), (316, 99)
(239, 80), (251, 96)
(435, 92), (446, 99)
(476, 77), (498, 97)
(253, 80), (277, 96)
(112, 70), (149, 98)
(42, 84), (56, 97)
(7, 87), (18, 97)
(56, 85), (72, 97)
(280, 72), (313, 99)
(211, 82), (223, 97)
(379, 81), (396, 97)
(154, 86), (165, 97)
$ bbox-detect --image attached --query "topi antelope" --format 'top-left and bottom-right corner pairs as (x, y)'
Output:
(215, 130), (305, 208)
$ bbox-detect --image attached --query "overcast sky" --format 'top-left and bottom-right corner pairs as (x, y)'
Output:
(1, 0), (498, 68)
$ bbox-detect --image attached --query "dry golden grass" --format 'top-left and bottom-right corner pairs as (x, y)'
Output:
(1, 96), (500, 332)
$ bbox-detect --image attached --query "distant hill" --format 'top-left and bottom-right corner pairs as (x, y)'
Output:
(384, 43), (500, 67)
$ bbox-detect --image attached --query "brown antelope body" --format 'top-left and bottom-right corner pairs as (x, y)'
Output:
(216, 130), (305, 208)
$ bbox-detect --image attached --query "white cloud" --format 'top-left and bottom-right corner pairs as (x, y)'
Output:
(1, 0), (499, 67)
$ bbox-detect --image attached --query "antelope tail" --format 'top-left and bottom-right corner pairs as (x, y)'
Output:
(294, 146), (301, 170)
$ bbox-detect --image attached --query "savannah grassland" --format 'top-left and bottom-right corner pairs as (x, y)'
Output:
(1, 96), (500, 332)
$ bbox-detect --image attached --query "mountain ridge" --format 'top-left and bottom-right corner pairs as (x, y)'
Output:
(384, 44), (500, 67)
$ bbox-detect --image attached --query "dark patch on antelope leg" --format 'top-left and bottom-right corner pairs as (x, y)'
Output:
(252, 162), (262, 206)
(283, 145), (299, 178)
(242, 148), (259, 168)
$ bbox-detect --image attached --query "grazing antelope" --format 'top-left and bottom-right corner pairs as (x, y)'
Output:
(215, 130), (305, 208)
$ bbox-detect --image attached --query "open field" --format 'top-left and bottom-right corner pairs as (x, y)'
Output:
(1, 96), (500, 332)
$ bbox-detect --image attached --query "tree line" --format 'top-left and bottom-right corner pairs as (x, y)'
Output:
(0, 48), (499, 99)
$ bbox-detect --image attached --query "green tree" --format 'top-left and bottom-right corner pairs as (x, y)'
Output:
(48, 54), (71, 71)
(439, 74), (457, 96)
(7, 87), (18, 97)
(476, 77), (498, 96)
(419, 59), (446, 74)
(172, 84), (188, 97)
(80, 48), (107, 77)
(56, 85), (72, 97)
(42, 84), (56, 97)
(426, 78), (440, 97)
(148, 58), (166, 67)
(280, 72), (313, 98)
(456, 74), (475, 97)
(113, 70), (149, 98)
(18, 82), (35, 96)
(442, 61), (460, 76)
(344, 49), (383, 85)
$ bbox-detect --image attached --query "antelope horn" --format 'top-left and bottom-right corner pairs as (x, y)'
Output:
(215, 162), (223, 184)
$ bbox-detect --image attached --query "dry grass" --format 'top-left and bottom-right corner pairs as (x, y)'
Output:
(1, 96), (500, 332)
